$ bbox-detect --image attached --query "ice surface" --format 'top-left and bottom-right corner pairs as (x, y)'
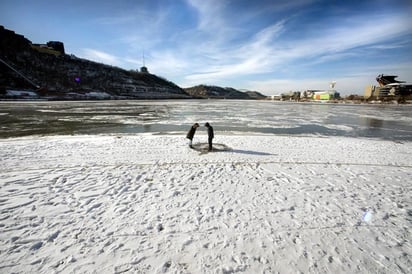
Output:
(1, 100), (411, 140)
(0, 135), (411, 273)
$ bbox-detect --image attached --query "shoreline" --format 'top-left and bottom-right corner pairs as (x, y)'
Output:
(1, 98), (412, 105)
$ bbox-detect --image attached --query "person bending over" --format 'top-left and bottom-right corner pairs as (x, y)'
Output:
(186, 123), (199, 148)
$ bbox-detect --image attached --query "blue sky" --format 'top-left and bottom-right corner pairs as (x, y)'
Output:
(1, 0), (412, 95)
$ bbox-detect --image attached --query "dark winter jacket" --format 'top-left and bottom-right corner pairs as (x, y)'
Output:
(207, 125), (214, 139)
(186, 126), (197, 140)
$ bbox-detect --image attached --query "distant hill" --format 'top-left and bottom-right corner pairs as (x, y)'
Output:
(244, 90), (266, 99)
(0, 26), (190, 100)
(184, 85), (265, 99)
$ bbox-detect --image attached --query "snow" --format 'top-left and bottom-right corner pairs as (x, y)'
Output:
(85, 91), (111, 99)
(0, 134), (411, 273)
(6, 90), (38, 97)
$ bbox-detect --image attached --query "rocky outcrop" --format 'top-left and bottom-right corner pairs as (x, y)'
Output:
(0, 26), (190, 100)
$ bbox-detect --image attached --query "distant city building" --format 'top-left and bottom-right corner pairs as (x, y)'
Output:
(268, 89), (339, 101)
(364, 85), (380, 98)
(310, 90), (340, 100)
(365, 74), (412, 99)
(268, 94), (282, 100)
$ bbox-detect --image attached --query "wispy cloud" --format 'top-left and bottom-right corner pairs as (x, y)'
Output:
(178, 9), (412, 87)
(246, 61), (412, 94)
(182, 20), (286, 82)
(72, 1), (412, 94)
(82, 49), (121, 66)
(186, 0), (227, 32)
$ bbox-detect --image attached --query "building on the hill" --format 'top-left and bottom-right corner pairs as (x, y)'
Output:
(140, 66), (149, 73)
(47, 41), (65, 55)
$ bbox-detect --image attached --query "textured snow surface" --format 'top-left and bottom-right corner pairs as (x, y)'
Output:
(0, 135), (411, 273)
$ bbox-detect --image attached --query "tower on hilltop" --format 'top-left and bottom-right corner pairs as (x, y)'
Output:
(140, 52), (149, 73)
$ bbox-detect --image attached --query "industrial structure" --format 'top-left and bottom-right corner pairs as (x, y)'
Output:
(365, 74), (412, 100)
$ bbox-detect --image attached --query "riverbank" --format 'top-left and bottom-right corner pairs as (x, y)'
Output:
(0, 135), (411, 273)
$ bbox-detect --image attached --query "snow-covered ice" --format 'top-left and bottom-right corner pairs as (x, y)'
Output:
(0, 134), (411, 273)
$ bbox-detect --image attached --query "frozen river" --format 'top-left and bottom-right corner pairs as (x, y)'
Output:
(0, 100), (411, 141)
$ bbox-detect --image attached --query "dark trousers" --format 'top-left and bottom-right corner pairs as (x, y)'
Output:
(208, 138), (213, 151)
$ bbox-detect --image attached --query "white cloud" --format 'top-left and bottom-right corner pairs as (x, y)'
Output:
(246, 78), (356, 95)
(246, 61), (412, 95)
(81, 49), (121, 66)
(186, 0), (227, 31)
(180, 20), (286, 83)
(178, 10), (412, 87)
(126, 51), (190, 76)
(76, 2), (412, 95)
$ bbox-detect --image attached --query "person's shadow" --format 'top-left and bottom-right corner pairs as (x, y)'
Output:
(229, 149), (273, 156)
(192, 143), (273, 156)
